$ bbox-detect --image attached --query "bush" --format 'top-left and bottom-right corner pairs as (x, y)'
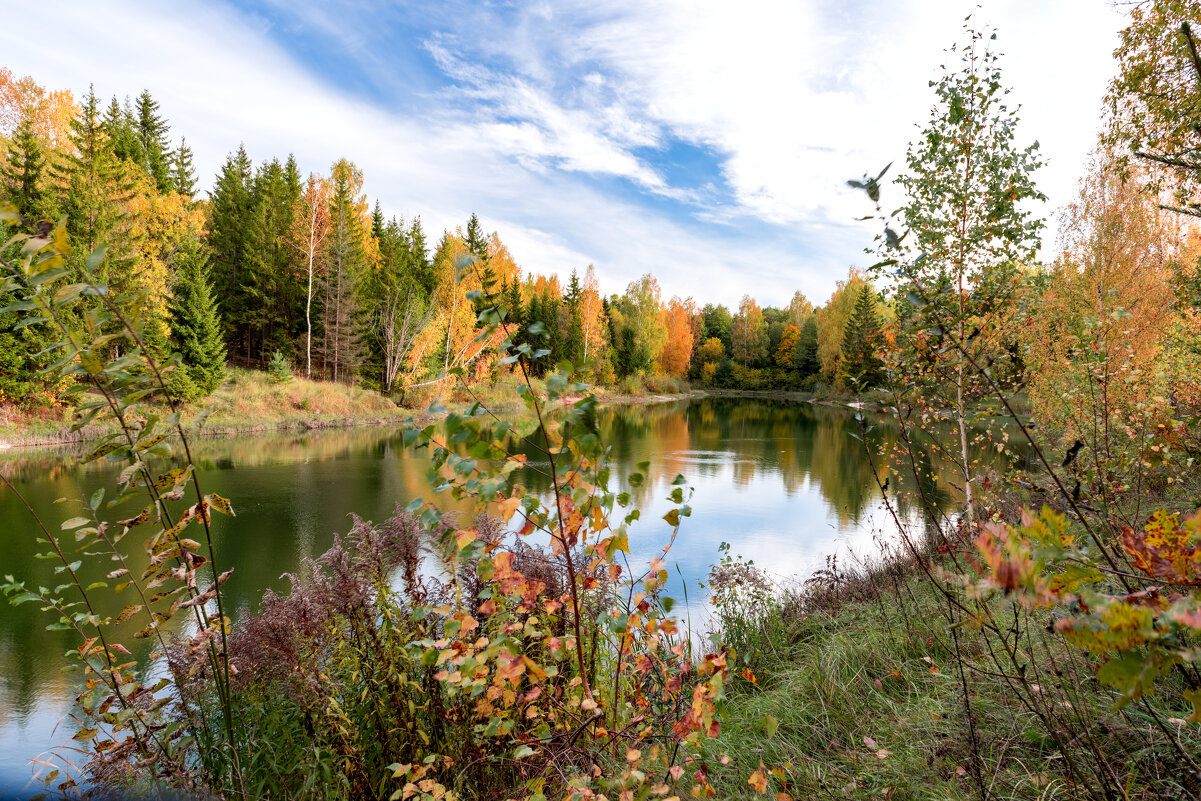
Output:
(267, 350), (292, 384)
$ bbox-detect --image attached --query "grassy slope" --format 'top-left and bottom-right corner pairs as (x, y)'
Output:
(700, 567), (1198, 800)
(0, 369), (699, 447)
(0, 368), (407, 447)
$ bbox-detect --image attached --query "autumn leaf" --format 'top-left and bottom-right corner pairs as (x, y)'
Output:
(748, 761), (768, 793)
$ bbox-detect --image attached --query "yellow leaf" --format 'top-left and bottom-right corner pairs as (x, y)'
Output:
(748, 761), (768, 793)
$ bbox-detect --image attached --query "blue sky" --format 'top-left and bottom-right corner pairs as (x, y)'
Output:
(2, 0), (1127, 306)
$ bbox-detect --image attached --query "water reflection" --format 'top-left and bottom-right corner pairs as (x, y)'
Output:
(0, 397), (972, 786)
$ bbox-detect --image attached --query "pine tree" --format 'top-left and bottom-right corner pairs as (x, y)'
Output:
(408, 218), (434, 293)
(839, 286), (885, 389)
(543, 287), (563, 364)
(465, 213), (488, 263)
(169, 239), (227, 395)
(171, 137), (197, 197)
(320, 159), (368, 382)
(0, 115), (48, 221)
(135, 90), (172, 193)
(504, 276), (524, 330)
(205, 144), (262, 358)
(58, 87), (136, 282)
(465, 213), (495, 313)
(565, 269), (584, 365)
(103, 96), (140, 163)
(249, 157), (301, 360)
(371, 200), (385, 240)
(796, 316), (819, 377)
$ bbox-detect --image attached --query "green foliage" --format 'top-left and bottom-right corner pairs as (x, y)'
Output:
(169, 238), (227, 395)
(796, 315), (819, 378)
(1105, 0), (1201, 209)
(0, 210), (243, 797)
(267, 349), (292, 383)
(839, 285), (886, 389)
(0, 115), (50, 221)
(171, 136), (198, 197)
(3, 223), (738, 798)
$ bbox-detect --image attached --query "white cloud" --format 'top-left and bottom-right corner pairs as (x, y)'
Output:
(0, 0), (1131, 308)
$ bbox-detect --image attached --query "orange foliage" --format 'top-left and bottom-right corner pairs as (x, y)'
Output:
(656, 296), (697, 377)
(0, 67), (76, 150)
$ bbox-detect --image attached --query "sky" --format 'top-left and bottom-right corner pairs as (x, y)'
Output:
(1, 0), (1129, 307)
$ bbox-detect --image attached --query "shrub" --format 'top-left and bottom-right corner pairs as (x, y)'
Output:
(267, 350), (293, 384)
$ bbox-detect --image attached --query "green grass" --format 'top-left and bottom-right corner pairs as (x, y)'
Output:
(700, 567), (1201, 800)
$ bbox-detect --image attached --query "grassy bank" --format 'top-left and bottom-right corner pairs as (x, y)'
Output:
(0, 368), (408, 447)
(0, 368), (700, 448)
(700, 548), (1200, 800)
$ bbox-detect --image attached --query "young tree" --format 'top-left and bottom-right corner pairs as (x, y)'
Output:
(796, 315), (820, 378)
(206, 145), (262, 356)
(321, 158), (369, 382)
(172, 137), (198, 198)
(657, 296), (696, 377)
(135, 90), (172, 193)
(732, 295), (767, 366)
(774, 324), (800, 369)
(565, 268), (585, 366)
(1104, 0), (1201, 212)
(0, 115), (48, 220)
(885, 23), (1044, 517)
(839, 285), (886, 389)
(291, 174), (330, 378)
(169, 239), (227, 395)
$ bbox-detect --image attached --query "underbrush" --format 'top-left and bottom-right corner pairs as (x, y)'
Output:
(705, 549), (1201, 800)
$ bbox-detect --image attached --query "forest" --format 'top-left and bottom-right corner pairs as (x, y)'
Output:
(4, 1), (1201, 800)
(0, 66), (897, 411)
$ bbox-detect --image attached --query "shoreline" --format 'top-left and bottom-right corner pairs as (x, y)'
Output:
(0, 386), (904, 452)
(0, 389), (716, 452)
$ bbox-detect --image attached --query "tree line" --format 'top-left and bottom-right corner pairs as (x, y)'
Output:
(0, 68), (899, 407)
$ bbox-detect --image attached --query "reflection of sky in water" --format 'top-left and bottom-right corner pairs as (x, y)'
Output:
(0, 398), (959, 788)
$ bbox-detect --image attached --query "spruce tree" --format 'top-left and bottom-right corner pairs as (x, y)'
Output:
(542, 287), (563, 366)
(171, 137), (198, 197)
(0, 115), (48, 221)
(796, 315), (820, 378)
(408, 217), (434, 294)
(465, 213), (495, 313)
(205, 145), (261, 357)
(103, 96), (140, 163)
(169, 239), (227, 395)
(135, 90), (172, 193)
(465, 213), (488, 263)
(505, 277), (524, 330)
(58, 87), (136, 283)
(839, 286), (886, 389)
(565, 269), (584, 365)
(321, 159), (368, 382)
(371, 200), (385, 240)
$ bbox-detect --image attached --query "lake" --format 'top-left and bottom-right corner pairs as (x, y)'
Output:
(0, 396), (961, 792)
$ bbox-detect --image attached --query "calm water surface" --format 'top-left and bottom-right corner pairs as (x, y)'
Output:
(0, 397), (957, 791)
